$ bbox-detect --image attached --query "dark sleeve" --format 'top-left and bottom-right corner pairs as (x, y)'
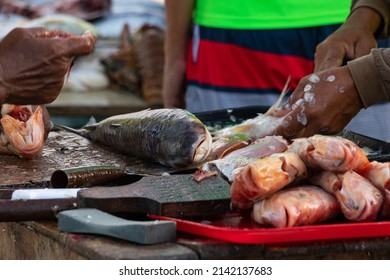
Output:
(347, 48), (390, 107)
(351, 0), (390, 38)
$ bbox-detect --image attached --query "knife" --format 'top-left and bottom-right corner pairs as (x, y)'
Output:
(0, 188), (77, 221)
(0, 174), (230, 244)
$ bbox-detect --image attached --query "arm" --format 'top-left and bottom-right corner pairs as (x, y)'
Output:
(162, 0), (194, 109)
(314, 0), (390, 72)
(0, 27), (95, 105)
(348, 48), (390, 107)
(351, 0), (390, 38)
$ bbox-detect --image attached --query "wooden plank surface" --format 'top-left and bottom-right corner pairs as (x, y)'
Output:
(0, 130), (175, 188)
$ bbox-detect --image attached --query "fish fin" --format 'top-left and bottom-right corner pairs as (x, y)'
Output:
(266, 75), (291, 114)
(53, 123), (90, 138)
(85, 116), (97, 126)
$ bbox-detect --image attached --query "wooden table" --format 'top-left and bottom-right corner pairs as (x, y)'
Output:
(1, 220), (390, 260)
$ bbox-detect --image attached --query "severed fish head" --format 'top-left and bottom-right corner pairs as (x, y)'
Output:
(0, 104), (50, 159)
(335, 171), (383, 222)
(288, 135), (369, 172)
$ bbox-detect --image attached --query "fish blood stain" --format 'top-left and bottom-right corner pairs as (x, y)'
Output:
(326, 75), (335, 82)
(308, 74), (320, 83)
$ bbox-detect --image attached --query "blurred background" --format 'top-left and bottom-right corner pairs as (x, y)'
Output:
(0, 0), (166, 127)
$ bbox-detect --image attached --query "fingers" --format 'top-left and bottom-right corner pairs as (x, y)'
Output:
(32, 28), (96, 56)
(314, 46), (345, 72)
(265, 106), (289, 118)
(276, 107), (348, 139)
(59, 31), (96, 56)
(276, 109), (307, 139)
(22, 27), (48, 37)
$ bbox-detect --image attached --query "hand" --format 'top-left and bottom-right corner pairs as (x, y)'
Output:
(314, 7), (381, 72)
(267, 66), (363, 139)
(0, 27), (95, 105)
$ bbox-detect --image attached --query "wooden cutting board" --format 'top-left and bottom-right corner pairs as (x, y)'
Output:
(77, 174), (231, 218)
(0, 130), (181, 188)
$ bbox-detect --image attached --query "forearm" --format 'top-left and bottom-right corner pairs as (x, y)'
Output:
(348, 48), (390, 107)
(162, 0), (195, 108)
(164, 0), (194, 66)
(351, 0), (390, 38)
(0, 67), (8, 104)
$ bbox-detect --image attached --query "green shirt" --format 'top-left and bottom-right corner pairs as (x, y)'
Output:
(194, 0), (350, 29)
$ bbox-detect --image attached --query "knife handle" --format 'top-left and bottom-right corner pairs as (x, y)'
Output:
(57, 208), (176, 244)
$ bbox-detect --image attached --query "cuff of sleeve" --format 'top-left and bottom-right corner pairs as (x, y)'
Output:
(347, 53), (387, 108)
(351, 0), (390, 38)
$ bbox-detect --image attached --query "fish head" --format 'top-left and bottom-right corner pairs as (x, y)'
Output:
(335, 171), (383, 221)
(0, 104), (50, 159)
(192, 125), (213, 164)
(290, 135), (369, 172)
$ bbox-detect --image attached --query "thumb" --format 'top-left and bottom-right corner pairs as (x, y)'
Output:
(59, 31), (96, 57)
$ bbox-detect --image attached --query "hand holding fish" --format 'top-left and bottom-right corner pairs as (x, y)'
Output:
(0, 27), (95, 105)
(266, 66), (363, 139)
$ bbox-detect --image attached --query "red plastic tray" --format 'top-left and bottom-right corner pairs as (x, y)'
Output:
(149, 213), (390, 244)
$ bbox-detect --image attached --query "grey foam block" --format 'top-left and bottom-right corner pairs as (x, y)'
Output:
(58, 208), (176, 245)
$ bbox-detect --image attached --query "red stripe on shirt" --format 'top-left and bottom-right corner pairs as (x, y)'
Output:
(187, 39), (314, 92)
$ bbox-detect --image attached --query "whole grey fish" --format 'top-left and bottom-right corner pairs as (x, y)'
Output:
(56, 108), (212, 168)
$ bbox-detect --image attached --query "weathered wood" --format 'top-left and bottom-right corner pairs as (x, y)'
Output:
(0, 222), (86, 259)
(2, 220), (390, 259)
(0, 221), (198, 260)
(0, 131), (178, 188)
